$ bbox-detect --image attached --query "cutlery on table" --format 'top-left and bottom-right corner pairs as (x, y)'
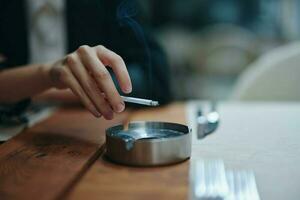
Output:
(197, 102), (220, 139)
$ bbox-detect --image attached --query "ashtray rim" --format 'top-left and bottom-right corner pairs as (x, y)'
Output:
(106, 121), (190, 142)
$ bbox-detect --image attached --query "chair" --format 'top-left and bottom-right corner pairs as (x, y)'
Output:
(231, 42), (300, 101)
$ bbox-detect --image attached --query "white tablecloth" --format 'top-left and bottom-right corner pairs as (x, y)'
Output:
(187, 101), (300, 200)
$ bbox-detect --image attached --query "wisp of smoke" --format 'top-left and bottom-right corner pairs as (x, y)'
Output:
(117, 0), (153, 97)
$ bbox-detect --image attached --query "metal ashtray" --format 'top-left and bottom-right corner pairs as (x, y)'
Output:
(105, 121), (191, 166)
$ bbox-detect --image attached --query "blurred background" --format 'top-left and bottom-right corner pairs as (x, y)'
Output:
(137, 0), (300, 101)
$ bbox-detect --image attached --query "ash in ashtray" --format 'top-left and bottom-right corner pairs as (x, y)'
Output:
(112, 128), (183, 150)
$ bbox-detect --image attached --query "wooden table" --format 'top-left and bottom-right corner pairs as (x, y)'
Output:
(1, 102), (300, 200)
(0, 103), (188, 200)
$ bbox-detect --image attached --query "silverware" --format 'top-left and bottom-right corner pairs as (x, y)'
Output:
(197, 102), (220, 139)
(191, 159), (229, 199)
(190, 160), (260, 200)
(225, 170), (260, 200)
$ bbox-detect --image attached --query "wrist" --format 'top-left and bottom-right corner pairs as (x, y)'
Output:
(38, 63), (54, 88)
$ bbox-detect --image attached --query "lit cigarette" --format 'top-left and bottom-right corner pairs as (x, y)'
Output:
(121, 96), (159, 106)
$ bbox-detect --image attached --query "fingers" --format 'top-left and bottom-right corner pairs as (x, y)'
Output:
(57, 44), (131, 119)
(95, 45), (132, 94)
(58, 66), (101, 118)
(76, 45), (126, 114)
(65, 53), (114, 120)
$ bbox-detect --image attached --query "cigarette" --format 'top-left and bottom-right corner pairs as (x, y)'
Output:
(121, 96), (159, 106)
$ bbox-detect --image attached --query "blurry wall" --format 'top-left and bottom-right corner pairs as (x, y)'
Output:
(138, 0), (300, 100)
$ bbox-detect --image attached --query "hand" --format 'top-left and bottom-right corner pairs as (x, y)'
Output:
(46, 45), (132, 119)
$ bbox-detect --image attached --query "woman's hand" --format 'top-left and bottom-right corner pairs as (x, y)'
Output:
(46, 45), (132, 120)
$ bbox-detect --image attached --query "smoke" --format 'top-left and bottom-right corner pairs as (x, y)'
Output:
(117, 0), (153, 97)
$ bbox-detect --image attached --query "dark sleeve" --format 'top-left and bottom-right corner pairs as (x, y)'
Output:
(0, 99), (31, 124)
(102, 0), (173, 105)
(0, 54), (31, 125)
(0, 1), (32, 124)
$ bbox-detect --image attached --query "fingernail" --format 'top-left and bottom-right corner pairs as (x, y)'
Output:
(124, 85), (132, 93)
(91, 108), (101, 118)
(94, 111), (101, 118)
(114, 103), (125, 113)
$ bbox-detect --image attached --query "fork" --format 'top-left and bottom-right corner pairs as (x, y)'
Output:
(197, 102), (220, 139)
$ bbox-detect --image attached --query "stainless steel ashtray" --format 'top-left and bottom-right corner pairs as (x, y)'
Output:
(105, 121), (191, 166)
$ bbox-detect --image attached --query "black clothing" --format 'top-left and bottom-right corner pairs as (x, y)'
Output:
(0, 0), (172, 104)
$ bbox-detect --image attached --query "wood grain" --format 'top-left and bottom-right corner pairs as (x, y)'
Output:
(67, 156), (189, 200)
(66, 103), (190, 200)
(0, 108), (128, 200)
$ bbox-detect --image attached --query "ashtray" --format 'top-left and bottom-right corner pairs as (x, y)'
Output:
(105, 121), (191, 166)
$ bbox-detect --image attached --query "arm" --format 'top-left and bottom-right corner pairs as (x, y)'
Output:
(0, 64), (52, 103)
(0, 45), (132, 119)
